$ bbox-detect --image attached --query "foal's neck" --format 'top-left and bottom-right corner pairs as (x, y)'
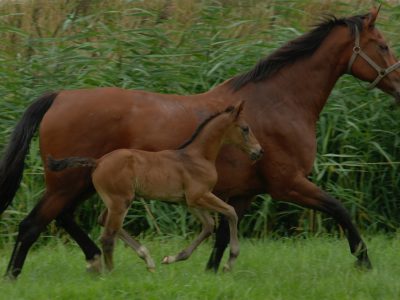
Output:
(184, 115), (230, 163)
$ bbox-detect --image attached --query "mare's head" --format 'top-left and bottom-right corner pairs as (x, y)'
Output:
(346, 7), (400, 102)
(223, 101), (263, 161)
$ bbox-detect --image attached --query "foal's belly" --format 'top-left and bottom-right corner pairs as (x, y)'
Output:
(133, 173), (185, 203)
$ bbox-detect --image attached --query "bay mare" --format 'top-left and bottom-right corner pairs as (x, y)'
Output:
(1, 7), (400, 278)
(47, 102), (263, 272)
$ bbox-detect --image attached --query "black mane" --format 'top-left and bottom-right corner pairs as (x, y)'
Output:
(177, 106), (234, 149)
(230, 13), (368, 91)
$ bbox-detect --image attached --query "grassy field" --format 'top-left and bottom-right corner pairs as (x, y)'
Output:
(0, 235), (399, 300)
(0, 0), (399, 240)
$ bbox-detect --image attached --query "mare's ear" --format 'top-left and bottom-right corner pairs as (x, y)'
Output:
(365, 6), (380, 29)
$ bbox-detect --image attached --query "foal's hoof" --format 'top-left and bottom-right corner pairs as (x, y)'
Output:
(162, 256), (175, 264)
(147, 267), (156, 273)
(222, 264), (232, 273)
(354, 259), (372, 270)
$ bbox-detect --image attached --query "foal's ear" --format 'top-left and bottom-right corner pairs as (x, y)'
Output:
(365, 6), (380, 29)
(231, 100), (245, 120)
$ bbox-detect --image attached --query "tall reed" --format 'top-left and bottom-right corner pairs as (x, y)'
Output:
(0, 0), (399, 241)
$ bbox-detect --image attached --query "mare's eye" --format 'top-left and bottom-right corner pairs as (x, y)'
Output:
(379, 44), (389, 51)
(242, 126), (249, 133)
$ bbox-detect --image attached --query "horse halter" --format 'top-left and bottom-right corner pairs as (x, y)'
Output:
(347, 26), (400, 90)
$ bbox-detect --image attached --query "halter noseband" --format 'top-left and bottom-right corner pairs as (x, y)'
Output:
(347, 26), (400, 90)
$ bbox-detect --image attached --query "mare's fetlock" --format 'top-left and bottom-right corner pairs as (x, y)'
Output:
(354, 255), (372, 270)
(86, 254), (102, 273)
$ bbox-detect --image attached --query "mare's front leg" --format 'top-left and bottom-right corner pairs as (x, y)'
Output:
(98, 209), (155, 271)
(162, 207), (214, 264)
(206, 195), (254, 272)
(275, 175), (372, 268)
(194, 193), (239, 271)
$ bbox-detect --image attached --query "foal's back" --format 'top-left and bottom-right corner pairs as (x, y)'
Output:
(92, 148), (197, 203)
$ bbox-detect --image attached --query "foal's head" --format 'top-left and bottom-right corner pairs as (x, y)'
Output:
(223, 101), (263, 161)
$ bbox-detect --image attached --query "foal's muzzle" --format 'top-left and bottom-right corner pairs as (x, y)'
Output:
(250, 148), (264, 161)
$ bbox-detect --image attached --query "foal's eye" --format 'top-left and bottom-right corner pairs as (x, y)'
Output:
(242, 126), (249, 134)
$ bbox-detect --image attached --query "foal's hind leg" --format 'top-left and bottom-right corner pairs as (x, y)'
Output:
(162, 208), (214, 264)
(190, 193), (239, 271)
(100, 205), (130, 271)
(98, 209), (155, 271)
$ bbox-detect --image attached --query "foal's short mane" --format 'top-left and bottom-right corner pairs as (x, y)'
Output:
(230, 13), (368, 91)
(177, 106), (234, 149)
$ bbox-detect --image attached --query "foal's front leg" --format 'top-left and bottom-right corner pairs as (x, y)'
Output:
(162, 208), (214, 264)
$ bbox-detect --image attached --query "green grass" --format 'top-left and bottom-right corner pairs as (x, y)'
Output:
(0, 236), (399, 300)
(0, 0), (399, 238)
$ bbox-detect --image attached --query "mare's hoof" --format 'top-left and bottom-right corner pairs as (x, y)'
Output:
(86, 254), (102, 274)
(354, 259), (372, 270)
(3, 273), (17, 281)
(147, 267), (156, 273)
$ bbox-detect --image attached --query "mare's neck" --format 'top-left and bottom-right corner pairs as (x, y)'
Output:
(235, 26), (353, 121)
(184, 116), (229, 163)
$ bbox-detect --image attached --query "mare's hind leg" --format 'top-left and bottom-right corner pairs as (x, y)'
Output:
(5, 192), (76, 279)
(162, 208), (214, 264)
(98, 209), (155, 271)
(281, 176), (371, 268)
(206, 195), (253, 272)
(57, 211), (102, 273)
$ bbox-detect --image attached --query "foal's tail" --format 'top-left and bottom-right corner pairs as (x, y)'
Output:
(0, 92), (58, 215)
(47, 156), (97, 172)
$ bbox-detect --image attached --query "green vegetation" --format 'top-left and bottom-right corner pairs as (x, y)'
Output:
(0, 236), (399, 299)
(0, 0), (399, 241)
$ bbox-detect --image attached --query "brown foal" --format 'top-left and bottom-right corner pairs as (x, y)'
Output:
(48, 102), (263, 272)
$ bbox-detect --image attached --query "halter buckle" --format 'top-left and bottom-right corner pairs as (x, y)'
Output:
(353, 46), (361, 53)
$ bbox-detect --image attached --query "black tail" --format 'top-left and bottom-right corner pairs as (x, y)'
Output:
(0, 92), (58, 215)
(47, 156), (97, 172)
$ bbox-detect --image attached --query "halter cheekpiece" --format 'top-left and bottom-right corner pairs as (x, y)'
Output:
(347, 26), (400, 89)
